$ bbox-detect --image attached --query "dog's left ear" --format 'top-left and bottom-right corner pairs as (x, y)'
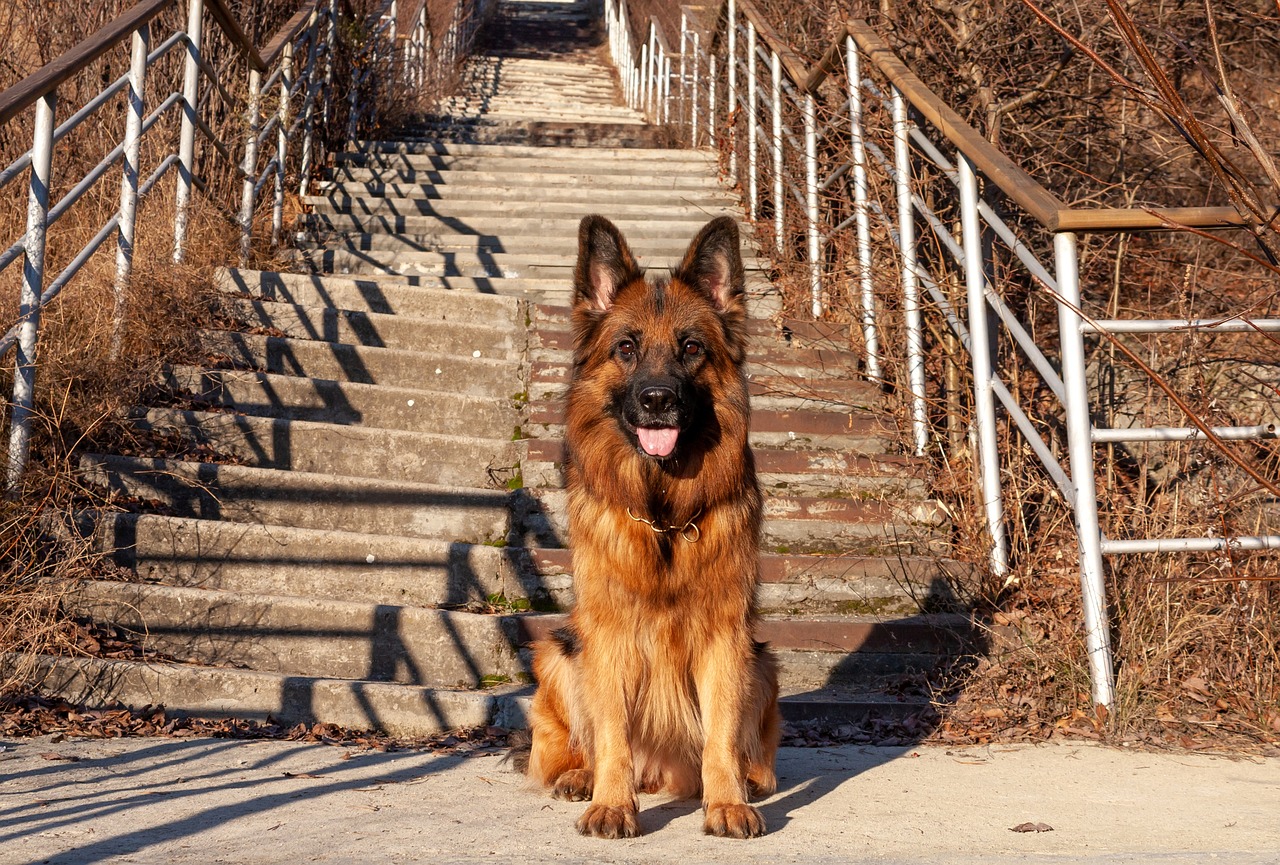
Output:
(674, 217), (746, 317)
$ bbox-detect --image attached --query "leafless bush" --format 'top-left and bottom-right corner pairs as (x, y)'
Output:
(668, 0), (1280, 743)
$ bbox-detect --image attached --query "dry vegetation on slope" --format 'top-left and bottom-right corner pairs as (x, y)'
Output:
(657, 0), (1280, 748)
(0, 0), (434, 691)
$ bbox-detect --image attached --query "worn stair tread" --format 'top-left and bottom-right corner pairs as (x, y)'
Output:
(216, 267), (524, 321)
(132, 407), (522, 489)
(78, 454), (528, 545)
(317, 182), (736, 205)
(196, 330), (520, 395)
(19, 654), (524, 736)
(351, 140), (717, 161)
(217, 296), (524, 357)
(161, 365), (518, 435)
(71, 511), (568, 609)
(65, 579), (527, 688)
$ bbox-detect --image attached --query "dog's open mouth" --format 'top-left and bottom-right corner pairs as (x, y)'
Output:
(635, 426), (679, 458)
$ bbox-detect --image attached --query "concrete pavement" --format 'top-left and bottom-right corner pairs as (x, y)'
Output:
(3, 734), (1277, 864)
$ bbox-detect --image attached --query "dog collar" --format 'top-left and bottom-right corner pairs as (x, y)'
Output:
(625, 507), (702, 543)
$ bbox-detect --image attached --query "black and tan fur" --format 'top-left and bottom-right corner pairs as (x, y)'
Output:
(525, 215), (780, 839)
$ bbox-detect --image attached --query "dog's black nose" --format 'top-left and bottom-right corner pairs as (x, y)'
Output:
(639, 386), (676, 414)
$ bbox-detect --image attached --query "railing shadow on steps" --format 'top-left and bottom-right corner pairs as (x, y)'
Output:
(602, 0), (1280, 711)
(2, 0), (559, 734)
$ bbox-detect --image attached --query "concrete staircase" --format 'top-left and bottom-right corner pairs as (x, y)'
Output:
(34, 0), (977, 735)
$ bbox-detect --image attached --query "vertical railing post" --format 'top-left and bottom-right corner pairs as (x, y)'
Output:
(889, 84), (926, 452)
(850, 38), (880, 382)
(299, 11), (323, 198)
(7, 93), (56, 490)
(770, 49), (782, 253)
(1054, 231), (1116, 709)
(690, 31), (700, 146)
(726, 0), (737, 182)
(273, 40), (294, 246)
(417, 2), (428, 87)
(240, 68), (263, 263)
(322, 0), (337, 134)
(678, 11), (687, 130)
(803, 92), (821, 318)
(113, 23), (149, 362)
(708, 54), (716, 155)
(173, 0), (204, 262)
(640, 40), (650, 115)
(663, 54), (671, 123)
(958, 153), (1009, 577)
(746, 20), (757, 221)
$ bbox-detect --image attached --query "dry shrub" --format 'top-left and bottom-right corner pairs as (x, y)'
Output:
(660, 0), (1280, 744)
(0, 0), (473, 693)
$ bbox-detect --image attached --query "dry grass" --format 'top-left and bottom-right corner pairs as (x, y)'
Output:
(0, 0), (469, 694)
(663, 0), (1280, 745)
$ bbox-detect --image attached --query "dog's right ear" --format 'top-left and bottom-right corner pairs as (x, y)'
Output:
(574, 215), (641, 312)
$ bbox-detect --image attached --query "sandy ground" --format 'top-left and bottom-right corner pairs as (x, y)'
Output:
(2, 734), (1278, 864)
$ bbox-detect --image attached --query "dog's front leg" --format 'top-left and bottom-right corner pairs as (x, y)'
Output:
(575, 647), (640, 838)
(696, 635), (767, 838)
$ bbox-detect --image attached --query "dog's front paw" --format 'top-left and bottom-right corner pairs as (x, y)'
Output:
(576, 803), (640, 839)
(552, 768), (594, 801)
(704, 802), (766, 838)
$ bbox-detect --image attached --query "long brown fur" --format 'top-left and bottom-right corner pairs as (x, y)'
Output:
(526, 215), (781, 839)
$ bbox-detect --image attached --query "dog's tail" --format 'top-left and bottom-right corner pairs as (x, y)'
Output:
(502, 728), (532, 774)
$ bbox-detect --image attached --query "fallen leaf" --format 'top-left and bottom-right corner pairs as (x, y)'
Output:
(282, 772), (322, 779)
(39, 753), (80, 762)
(1010, 822), (1054, 833)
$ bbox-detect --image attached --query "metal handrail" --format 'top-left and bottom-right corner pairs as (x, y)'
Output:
(603, 0), (1280, 709)
(1, 0), (489, 491)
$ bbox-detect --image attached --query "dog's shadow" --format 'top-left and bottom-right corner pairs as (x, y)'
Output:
(636, 744), (909, 834)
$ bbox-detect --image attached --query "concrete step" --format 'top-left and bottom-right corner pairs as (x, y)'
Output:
(302, 213), (753, 242)
(215, 296), (524, 358)
(294, 248), (769, 280)
(350, 139), (716, 162)
(65, 580), (528, 688)
(525, 487), (948, 554)
(317, 182), (735, 206)
(132, 408), (521, 489)
(22, 653), (929, 735)
(216, 267), (523, 324)
(521, 439), (930, 499)
(71, 511), (961, 616)
(333, 151), (716, 175)
(78, 455), (537, 545)
(524, 401), (899, 453)
(324, 166), (722, 190)
(63, 579), (974, 689)
(196, 330), (521, 397)
(21, 654), (522, 736)
(300, 232), (763, 262)
(160, 366), (519, 436)
(391, 120), (675, 149)
(70, 512), (567, 611)
(305, 195), (739, 221)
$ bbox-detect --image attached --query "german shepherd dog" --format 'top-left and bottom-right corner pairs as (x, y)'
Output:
(525, 215), (780, 839)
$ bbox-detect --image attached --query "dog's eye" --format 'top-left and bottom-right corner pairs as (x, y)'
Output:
(683, 340), (703, 357)
(617, 339), (636, 358)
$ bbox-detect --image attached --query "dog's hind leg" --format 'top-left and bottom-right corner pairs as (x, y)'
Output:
(743, 644), (781, 799)
(528, 636), (590, 798)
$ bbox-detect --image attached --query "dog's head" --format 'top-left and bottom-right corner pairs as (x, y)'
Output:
(569, 215), (750, 462)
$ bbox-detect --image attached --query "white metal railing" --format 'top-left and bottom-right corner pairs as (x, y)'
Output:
(605, 0), (1280, 709)
(0, 0), (486, 490)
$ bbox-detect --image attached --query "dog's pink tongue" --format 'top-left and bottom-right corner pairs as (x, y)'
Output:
(636, 427), (679, 457)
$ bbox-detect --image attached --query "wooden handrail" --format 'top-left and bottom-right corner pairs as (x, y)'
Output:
(845, 21), (1067, 230)
(0, 0), (173, 126)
